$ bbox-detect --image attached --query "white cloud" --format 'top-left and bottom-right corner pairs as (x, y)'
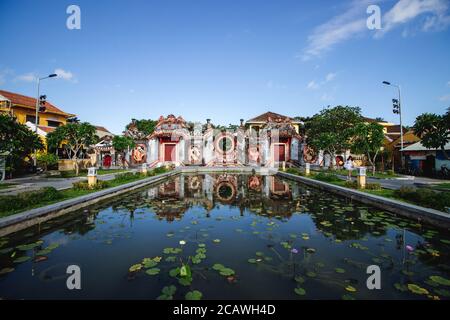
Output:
(307, 73), (337, 90)
(376, 0), (450, 37)
(16, 73), (37, 82)
(301, 0), (373, 60)
(301, 0), (450, 60)
(325, 72), (337, 82)
(439, 94), (450, 102)
(307, 80), (319, 90)
(54, 68), (74, 81)
(447, 81), (450, 87)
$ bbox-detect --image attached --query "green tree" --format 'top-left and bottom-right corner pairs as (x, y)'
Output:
(306, 106), (363, 168)
(46, 122), (97, 175)
(351, 122), (385, 175)
(0, 114), (44, 175)
(37, 152), (59, 172)
(126, 119), (158, 135)
(413, 108), (450, 160)
(112, 135), (135, 168)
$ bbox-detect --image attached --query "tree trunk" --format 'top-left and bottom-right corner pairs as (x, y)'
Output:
(73, 156), (79, 176)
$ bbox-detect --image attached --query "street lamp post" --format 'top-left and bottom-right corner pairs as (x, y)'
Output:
(33, 73), (57, 168)
(383, 81), (404, 169)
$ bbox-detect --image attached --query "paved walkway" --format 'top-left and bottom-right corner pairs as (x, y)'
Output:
(0, 169), (137, 195)
(1, 168), (448, 195)
(341, 175), (449, 190)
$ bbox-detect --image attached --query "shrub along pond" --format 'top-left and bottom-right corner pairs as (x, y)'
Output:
(0, 173), (449, 300)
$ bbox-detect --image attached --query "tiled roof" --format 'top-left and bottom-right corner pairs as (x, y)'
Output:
(0, 89), (74, 117)
(246, 111), (298, 123)
(94, 125), (112, 133)
(38, 126), (56, 133)
(386, 125), (406, 133)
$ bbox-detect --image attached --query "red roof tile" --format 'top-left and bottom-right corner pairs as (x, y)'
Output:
(0, 89), (74, 117)
(246, 111), (298, 123)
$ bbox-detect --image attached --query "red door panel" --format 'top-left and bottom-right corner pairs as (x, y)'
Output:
(274, 145), (285, 162)
(165, 144), (175, 161)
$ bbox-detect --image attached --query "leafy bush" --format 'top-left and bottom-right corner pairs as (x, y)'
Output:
(394, 186), (450, 212)
(72, 180), (110, 190)
(286, 167), (303, 176)
(0, 187), (62, 213)
(114, 172), (139, 183)
(314, 172), (341, 182)
(37, 153), (59, 171)
(365, 182), (382, 190)
(60, 170), (79, 178)
(153, 166), (168, 174)
(344, 180), (381, 190)
(344, 180), (357, 188)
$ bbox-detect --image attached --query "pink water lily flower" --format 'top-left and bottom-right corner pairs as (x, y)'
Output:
(406, 245), (414, 252)
(291, 248), (299, 254)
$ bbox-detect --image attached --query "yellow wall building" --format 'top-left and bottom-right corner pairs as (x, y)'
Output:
(0, 89), (75, 146)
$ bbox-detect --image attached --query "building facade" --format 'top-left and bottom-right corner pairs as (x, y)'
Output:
(0, 89), (75, 145)
(125, 112), (304, 168)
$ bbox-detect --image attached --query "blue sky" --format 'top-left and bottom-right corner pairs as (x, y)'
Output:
(0, 0), (449, 134)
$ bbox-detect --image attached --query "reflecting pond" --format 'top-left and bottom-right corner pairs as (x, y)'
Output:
(0, 173), (449, 300)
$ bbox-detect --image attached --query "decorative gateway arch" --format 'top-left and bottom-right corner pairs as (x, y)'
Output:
(127, 112), (304, 168)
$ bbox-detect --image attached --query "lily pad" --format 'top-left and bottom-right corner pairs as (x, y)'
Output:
(169, 268), (180, 277)
(16, 242), (42, 251)
(145, 268), (160, 276)
(219, 268), (235, 276)
(429, 275), (450, 286)
(407, 284), (429, 295)
(213, 239), (221, 243)
(162, 285), (177, 296)
(248, 258), (257, 264)
(185, 290), (202, 300)
(0, 267), (14, 275)
(178, 277), (192, 286)
(335, 268), (345, 274)
(129, 264), (142, 272)
(143, 260), (158, 268)
(295, 276), (305, 284)
(165, 256), (176, 262)
(13, 256), (31, 263)
(180, 264), (192, 277)
(345, 285), (357, 292)
(294, 287), (306, 296)
(212, 263), (225, 271)
(394, 283), (408, 292)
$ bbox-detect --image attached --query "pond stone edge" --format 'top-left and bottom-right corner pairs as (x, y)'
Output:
(0, 170), (180, 237)
(277, 171), (450, 230)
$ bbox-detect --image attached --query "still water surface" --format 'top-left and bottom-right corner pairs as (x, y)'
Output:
(0, 173), (449, 299)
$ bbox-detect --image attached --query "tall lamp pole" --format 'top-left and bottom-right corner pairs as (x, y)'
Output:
(383, 81), (404, 169)
(33, 73), (57, 168)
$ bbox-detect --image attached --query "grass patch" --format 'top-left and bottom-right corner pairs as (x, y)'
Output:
(51, 168), (129, 178)
(328, 169), (399, 179)
(0, 167), (171, 218)
(432, 183), (450, 191)
(282, 168), (449, 212)
(0, 183), (15, 190)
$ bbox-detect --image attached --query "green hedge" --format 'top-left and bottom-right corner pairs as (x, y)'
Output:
(394, 187), (450, 212)
(72, 180), (110, 190)
(0, 187), (63, 212)
(314, 172), (341, 182)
